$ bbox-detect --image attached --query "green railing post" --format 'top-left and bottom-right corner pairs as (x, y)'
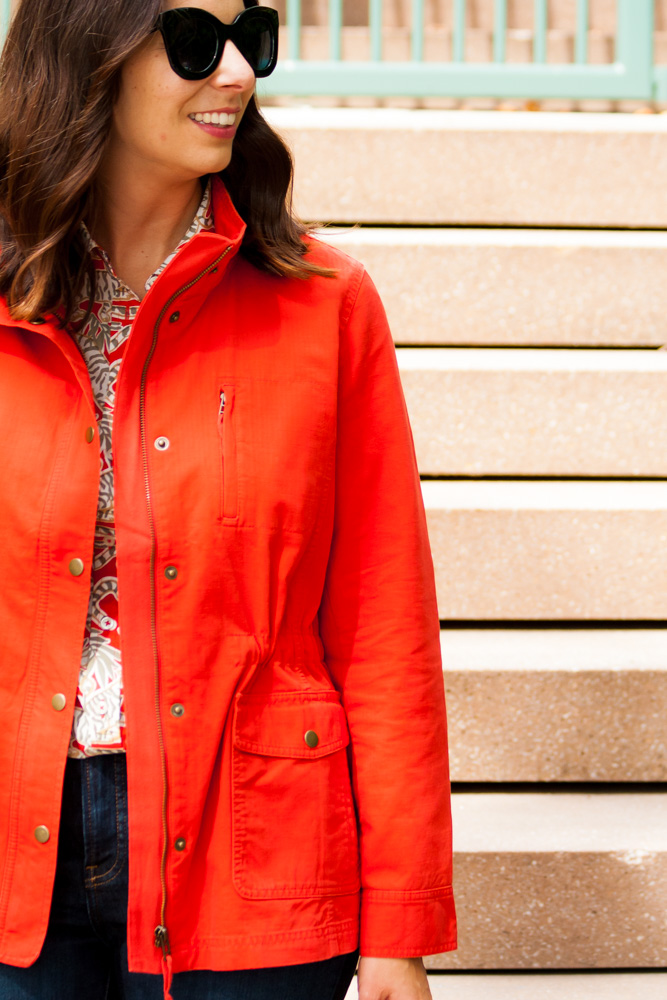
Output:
(575, 0), (589, 65)
(616, 0), (653, 95)
(329, 0), (343, 61)
(286, 0), (301, 60)
(452, 0), (466, 63)
(369, 0), (383, 61)
(493, 0), (507, 63)
(412, 0), (424, 62)
(0, 0), (10, 46)
(533, 0), (548, 64)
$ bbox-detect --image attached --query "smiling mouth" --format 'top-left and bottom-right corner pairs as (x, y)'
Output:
(189, 111), (238, 125)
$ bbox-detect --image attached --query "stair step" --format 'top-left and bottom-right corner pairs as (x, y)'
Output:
(422, 481), (667, 620)
(326, 228), (667, 346)
(442, 629), (667, 782)
(396, 349), (667, 475)
(438, 792), (667, 968)
(346, 971), (667, 999)
(264, 108), (667, 227)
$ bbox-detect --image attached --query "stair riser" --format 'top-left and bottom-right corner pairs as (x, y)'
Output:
(446, 669), (667, 782)
(267, 109), (667, 227)
(425, 508), (667, 619)
(431, 851), (667, 969)
(401, 368), (667, 476)
(332, 238), (667, 346)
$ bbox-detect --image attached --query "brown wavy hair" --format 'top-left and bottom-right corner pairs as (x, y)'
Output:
(0, 0), (331, 326)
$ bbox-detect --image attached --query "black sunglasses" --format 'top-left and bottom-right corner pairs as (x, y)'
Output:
(153, 6), (279, 80)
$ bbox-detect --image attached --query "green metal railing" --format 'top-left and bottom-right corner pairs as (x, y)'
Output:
(1, 0), (664, 102)
(260, 0), (662, 101)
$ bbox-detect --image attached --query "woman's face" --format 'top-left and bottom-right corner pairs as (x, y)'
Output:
(111, 0), (256, 182)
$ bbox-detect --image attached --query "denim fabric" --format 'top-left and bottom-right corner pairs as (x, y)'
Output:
(0, 755), (360, 1000)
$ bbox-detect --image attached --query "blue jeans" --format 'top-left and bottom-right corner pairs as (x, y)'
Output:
(0, 755), (359, 999)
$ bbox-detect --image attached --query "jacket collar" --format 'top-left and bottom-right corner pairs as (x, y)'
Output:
(0, 174), (247, 335)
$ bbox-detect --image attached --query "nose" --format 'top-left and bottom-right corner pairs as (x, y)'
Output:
(209, 39), (255, 91)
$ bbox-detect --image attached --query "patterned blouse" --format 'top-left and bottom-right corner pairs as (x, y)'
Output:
(67, 180), (214, 758)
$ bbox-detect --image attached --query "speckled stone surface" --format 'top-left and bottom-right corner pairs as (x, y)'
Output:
(422, 485), (667, 619)
(264, 108), (667, 227)
(441, 630), (667, 781)
(344, 972), (667, 999)
(433, 792), (667, 969)
(398, 365), (667, 475)
(324, 233), (667, 346)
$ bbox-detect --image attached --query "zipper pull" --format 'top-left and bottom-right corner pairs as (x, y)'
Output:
(219, 390), (226, 418)
(154, 924), (171, 955)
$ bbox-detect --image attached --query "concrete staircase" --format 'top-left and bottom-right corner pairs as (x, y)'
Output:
(261, 106), (667, 996)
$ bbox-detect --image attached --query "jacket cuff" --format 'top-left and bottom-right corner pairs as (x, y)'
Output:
(359, 885), (457, 958)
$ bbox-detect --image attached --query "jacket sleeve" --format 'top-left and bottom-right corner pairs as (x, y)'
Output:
(318, 263), (457, 958)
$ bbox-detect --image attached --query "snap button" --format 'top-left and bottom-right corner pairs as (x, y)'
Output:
(85, 427), (95, 443)
(169, 311), (180, 323)
(51, 693), (67, 712)
(29, 317), (46, 325)
(154, 437), (170, 451)
(174, 837), (186, 852)
(69, 558), (85, 577)
(165, 565), (178, 580)
(34, 825), (50, 843)
(170, 703), (185, 718)
(304, 730), (319, 749)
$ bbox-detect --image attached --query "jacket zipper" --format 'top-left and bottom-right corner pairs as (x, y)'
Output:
(138, 246), (233, 977)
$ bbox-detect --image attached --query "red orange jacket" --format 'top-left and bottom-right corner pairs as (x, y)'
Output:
(0, 176), (456, 989)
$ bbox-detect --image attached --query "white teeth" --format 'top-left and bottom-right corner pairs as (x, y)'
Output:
(190, 112), (238, 126)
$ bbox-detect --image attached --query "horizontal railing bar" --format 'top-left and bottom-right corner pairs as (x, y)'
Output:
(259, 61), (653, 100)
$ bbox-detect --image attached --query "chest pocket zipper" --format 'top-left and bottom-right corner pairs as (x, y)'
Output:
(218, 385), (239, 522)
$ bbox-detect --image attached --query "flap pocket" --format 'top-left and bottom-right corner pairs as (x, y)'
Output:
(232, 692), (350, 759)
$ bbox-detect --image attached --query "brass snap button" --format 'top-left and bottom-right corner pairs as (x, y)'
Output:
(304, 730), (319, 749)
(175, 837), (186, 851)
(170, 703), (185, 718)
(169, 311), (180, 323)
(34, 825), (50, 843)
(85, 427), (95, 443)
(29, 318), (46, 325)
(69, 558), (85, 577)
(51, 693), (67, 712)
(165, 565), (178, 580)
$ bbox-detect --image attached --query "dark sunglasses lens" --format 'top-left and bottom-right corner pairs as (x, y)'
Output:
(237, 15), (275, 75)
(164, 11), (218, 77)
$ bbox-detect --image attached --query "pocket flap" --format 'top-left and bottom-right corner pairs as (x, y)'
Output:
(233, 692), (350, 759)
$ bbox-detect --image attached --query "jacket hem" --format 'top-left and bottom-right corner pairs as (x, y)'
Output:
(166, 917), (360, 974)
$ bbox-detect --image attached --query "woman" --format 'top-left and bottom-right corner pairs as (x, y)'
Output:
(0, 0), (457, 997)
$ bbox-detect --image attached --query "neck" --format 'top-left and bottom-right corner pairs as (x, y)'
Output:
(87, 144), (204, 296)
